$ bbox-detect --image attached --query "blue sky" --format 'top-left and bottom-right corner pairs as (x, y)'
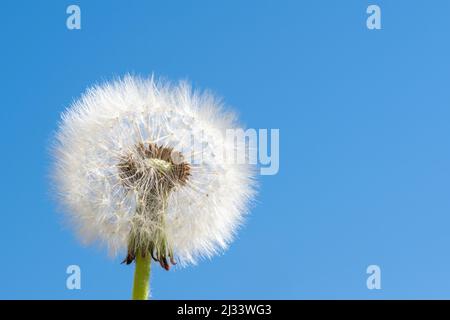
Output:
(1, 0), (450, 299)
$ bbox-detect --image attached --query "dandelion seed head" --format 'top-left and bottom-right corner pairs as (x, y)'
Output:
(53, 75), (256, 267)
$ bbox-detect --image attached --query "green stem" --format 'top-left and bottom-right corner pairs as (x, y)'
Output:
(132, 253), (151, 300)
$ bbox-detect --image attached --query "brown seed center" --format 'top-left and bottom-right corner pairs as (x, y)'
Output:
(117, 142), (190, 269)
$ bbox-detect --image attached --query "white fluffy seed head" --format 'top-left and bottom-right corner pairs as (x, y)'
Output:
(52, 75), (256, 267)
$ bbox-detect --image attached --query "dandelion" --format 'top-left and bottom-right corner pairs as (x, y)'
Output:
(52, 75), (256, 299)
